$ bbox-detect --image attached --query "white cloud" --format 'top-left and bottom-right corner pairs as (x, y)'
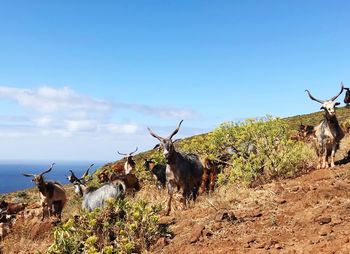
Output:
(0, 86), (111, 113)
(66, 120), (98, 133)
(32, 116), (53, 128)
(0, 85), (201, 143)
(104, 123), (139, 134)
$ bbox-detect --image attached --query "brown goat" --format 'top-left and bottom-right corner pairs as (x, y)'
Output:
(0, 201), (26, 215)
(22, 163), (67, 220)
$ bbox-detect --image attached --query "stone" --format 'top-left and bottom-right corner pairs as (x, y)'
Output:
(291, 186), (300, 192)
(317, 217), (332, 225)
(190, 224), (205, 243)
(319, 225), (332, 236)
(215, 210), (237, 222)
(274, 197), (287, 204)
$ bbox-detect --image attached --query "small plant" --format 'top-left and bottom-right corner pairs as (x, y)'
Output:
(16, 191), (27, 199)
(48, 199), (168, 254)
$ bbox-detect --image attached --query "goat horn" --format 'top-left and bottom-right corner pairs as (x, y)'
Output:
(117, 151), (127, 156)
(329, 83), (344, 101)
(168, 120), (184, 140)
(81, 164), (94, 179)
(152, 143), (161, 150)
(147, 127), (164, 142)
(129, 147), (138, 155)
(305, 90), (325, 104)
(39, 163), (55, 176)
(22, 173), (36, 178)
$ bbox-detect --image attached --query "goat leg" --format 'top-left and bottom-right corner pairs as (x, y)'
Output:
(165, 182), (174, 216)
(330, 144), (337, 168)
(200, 169), (209, 194)
(209, 170), (216, 193)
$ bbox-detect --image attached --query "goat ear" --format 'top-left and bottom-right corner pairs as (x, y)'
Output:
(320, 106), (325, 110)
(335, 102), (341, 106)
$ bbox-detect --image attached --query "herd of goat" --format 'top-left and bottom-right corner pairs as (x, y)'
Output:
(2, 83), (350, 223)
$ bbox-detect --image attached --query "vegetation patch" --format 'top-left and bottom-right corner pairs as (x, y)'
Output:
(181, 116), (315, 186)
(48, 199), (168, 254)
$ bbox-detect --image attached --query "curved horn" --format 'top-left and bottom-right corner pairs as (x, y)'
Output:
(39, 163), (55, 176)
(329, 83), (344, 101)
(22, 173), (36, 178)
(168, 120), (184, 140)
(129, 147), (138, 155)
(305, 90), (325, 104)
(68, 169), (79, 180)
(117, 151), (127, 156)
(152, 143), (161, 150)
(81, 164), (94, 179)
(147, 127), (164, 142)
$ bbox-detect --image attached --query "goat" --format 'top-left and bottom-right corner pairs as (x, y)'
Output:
(117, 147), (138, 174)
(148, 120), (203, 216)
(22, 163), (67, 220)
(97, 170), (110, 183)
(143, 159), (166, 189)
(66, 164), (94, 195)
(110, 173), (141, 195)
(200, 157), (221, 194)
(344, 87), (350, 105)
(0, 200), (26, 215)
(292, 123), (315, 142)
(305, 84), (345, 168)
(95, 166), (140, 194)
(68, 169), (125, 211)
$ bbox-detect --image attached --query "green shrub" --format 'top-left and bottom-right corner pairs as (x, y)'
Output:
(47, 199), (167, 254)
(181, 116), (315, 186)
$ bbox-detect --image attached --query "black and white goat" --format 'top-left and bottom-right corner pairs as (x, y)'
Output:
(117, 147), (138, 174)
(305, 84), (345, 168)
(22, 163), (66, 220)
(68, 168), (125, 211)
(66, 164), (94, 195)
(148, 120), (203, 216)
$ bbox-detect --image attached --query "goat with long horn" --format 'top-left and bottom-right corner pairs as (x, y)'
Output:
(305, 83), (345, 168)
(67, 164), (95, 195)
(117, 147), (138, 174)
(22, 163), (67, 220)
(148, 120), (203, 216)
(68, 168), (125, 211)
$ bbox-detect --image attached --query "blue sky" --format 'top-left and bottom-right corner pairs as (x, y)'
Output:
(0, 1), (349, 161)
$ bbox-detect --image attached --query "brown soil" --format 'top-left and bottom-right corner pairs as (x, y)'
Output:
(152, 165), (350, 254)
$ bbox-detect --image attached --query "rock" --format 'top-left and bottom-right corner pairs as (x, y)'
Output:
(243, 236), (255, 248)
(245, 236), (256, 244)
(319, 225), (332, 236)
(275, 243), (283, 249)
(30, 220), (53, 240)
(255, 242), (266, 249)
(190, 224), (205, 243)
(215, 210), (237, 222)
(274, 197), (287, 204)
(211, 222), (222, 231)
(251, 209), (262, 218)
(153, 237), (169, 249)
(291, 186), (300, 192)
(158, 216), (176, 226)
(317, 217), (332, 225)
(331, 215), (342, 226)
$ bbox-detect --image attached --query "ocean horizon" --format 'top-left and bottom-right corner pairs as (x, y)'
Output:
(0, 160), (106, 194)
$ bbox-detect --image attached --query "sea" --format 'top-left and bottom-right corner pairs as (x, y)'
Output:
(0, 161), (106, 194)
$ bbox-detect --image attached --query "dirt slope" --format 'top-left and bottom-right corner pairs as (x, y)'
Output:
(153, 164), (350, 254)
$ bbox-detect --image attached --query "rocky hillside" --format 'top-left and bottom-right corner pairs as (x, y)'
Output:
(1, 109), (350, 254)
